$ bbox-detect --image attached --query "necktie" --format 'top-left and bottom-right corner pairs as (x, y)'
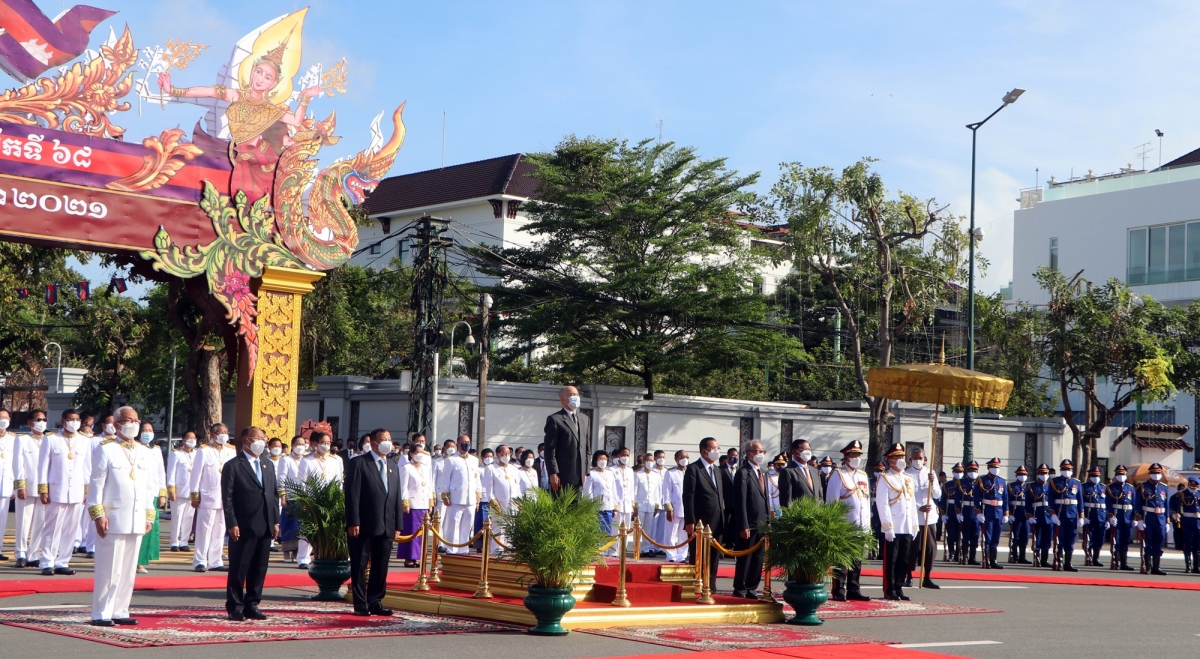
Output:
(379, 458), (388, 493)
(757, 468), (765, 492)
(253, 458), (261, 485)
(708, 464), (716, 487)
(803, 466), (813, 490)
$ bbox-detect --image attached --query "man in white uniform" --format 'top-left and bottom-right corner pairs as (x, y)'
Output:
(438, 440), (473, 554)
(635, 454), (663, 556)
(38, 408), (92, 574)
(88, 406), (155, 627)
(824, 440), (872, 601)
(876, 442), (918, 602)
(188, 423), (237, 571)
(166, 430), (198, 551)
(661, 450), (688, 562)
(905, 446), (941, 589)
(611, 447), (635, 555)
(295, 431), (343, 568)
(0, 409), (16, 560)
(481, 445), (519, 552)
(13, 410), (49, 568)
(77, 416), (116, 559)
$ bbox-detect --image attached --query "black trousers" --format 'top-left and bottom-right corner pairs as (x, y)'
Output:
(882, 533), (913, 598)
(687, 527), (721, 585)
(831, 560), (862, 597)
(731, 531), (763, 596)
(226, 530), (271, 615)
(906, 525), (936, 580)
(349, 533), (394, 612)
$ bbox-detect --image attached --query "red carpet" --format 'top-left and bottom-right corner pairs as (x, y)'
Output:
(0, 600), (519, 647)
(0, 569), (418, 596)
(592, 563), (683, 605)
(713, 564), (1200, 591)
(599, 645), (961, 659)
(581, 623), (889, 651)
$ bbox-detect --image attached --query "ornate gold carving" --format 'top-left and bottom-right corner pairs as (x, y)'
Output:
(106, 128), (204, 192)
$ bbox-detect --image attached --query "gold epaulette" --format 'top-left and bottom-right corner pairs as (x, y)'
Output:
(13, 479), (25, 490)
(37, 484), (47, 494)
(100, 438), (115, 445)
(88, 504), (106, 520)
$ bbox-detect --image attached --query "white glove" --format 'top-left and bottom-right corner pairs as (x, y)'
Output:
(975, 513), (985, 524)
(884, 528), (895, 542)
(1082, 518), (1089, 526)
(957, 514), (963, 522)
(941, 515), (948, 523)
(1107, 518), (1116, 529)
(1137, 520), (1146, 531)
(1051, 514), (1060, 526)
(1003, 515), (1011, 524)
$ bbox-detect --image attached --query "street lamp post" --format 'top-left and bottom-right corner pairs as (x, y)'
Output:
(446, 321), (476, 378)
(43, 342), (62, 393)
(963, 87), (1024, 464)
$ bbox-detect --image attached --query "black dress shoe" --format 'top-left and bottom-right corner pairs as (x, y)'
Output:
(85, 552), (94, 559)
(113, 618), (138, 626)
(228, 611), (246, 621)
(1063, 565), (1079, 572)
(898, 594), (911, 601)
(847, 593), (871, 601)
(903, 576), (913, 588)
(0, 554), (9, 561)
(54, 567), (76, 575)
(884, 594), (899, 601)
(731, 590), (747, 599)
(830, 593), (847, 602)
(245, 609), (267, 620)
(26, 560), (42, 568)
(41, 567), (53, 575)
(90, 619), (114, 627)
(369, 607), (394, 616)
(352, 610), (371, 617)
(14, 558), (26, 568)
(194, 565), (207, 572)
(921, 580), (940, 589)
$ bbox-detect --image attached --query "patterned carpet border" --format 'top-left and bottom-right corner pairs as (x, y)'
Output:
(581, 624), (886, 651)
(793, 598), (1001, 618)
(0, 600), (523, 648)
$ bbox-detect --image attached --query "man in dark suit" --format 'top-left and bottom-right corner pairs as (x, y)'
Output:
(732, 440), (770, 599)
(221, 426), (280, 621)
(779, 438), (820, 507)
(683, 436), (725, 584)
(344, 428), (405, 616)
(719, 449), (739, 546)
(543, 386), (590, 495)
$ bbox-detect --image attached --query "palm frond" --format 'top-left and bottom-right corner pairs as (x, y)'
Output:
(283, 474), (349, 561)
(760, 496), (877, 583)
(492, 486), (609, 588)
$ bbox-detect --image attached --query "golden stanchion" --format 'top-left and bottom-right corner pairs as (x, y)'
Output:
(474, 518), (493, 599)
(413, 518), (431, 591)
(429, 508), (443, 584)
(758, 533), (774, 603)
(612, 522), (631, 607)
(632, 511), (643, 559)
(698, 523), (715, 605)
(692, 521), (705, 600)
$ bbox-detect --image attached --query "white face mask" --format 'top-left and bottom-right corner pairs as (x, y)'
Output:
(0, 418), (9, 430)
(1037, 474), (1048, 482)
(677, 458), (688, 468)
(31, 419), (47, 433)
(820, 466), (832, 475)
(483, 457), (494, 466)
(912, 459), (924, 470)
(104, 423), (116, 435)
(119, 422), (139, 439)
(293, 445), (305, 455)
(1089, 476), (1100, 484)
(751, 453), (766, 466)
(445, 446), (457, 457)
(655, 458), (665, 466)
(415, 454), (427, 465)
(139, 432), (154, 444)
(1150, 473), (1162, 482)
(847, 456), (861, 469)
(1017, 475), (1027, 483)
(377, 440), (394, 455)
(316, 444), (330, 454)
(705, 449), (720, 462)
(566, 395), (581, 410)
(524, 458), (534, 468)
(214, 433), (228, 446)
(64, 419), (81, 433)
(596, 460), (608, 469)
(269, 447), (282, 457)
(1061, 470), (1073, 479)
(249, 440), (265, 456)
(618, 456), (628, 466)
(499, 454), (511, 464)
(1116, 475), (1127, 483)
(988, 467), (999, 476)
(893, 459), (906, 471)
(799, 450), (813, 462)
(966, 471), (978, 479)
(185, 438), (197, 448)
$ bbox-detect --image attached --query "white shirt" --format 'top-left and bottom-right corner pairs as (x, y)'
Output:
(482, 462), (520, 513)
(584, 467), (617, 510)
(38, 431), (91, 504)
(517, 467), (540, 498)
(167, 448), (196, 498)
(876, 470), (919, 536)
(401, 459), (434, 510)
(0, 431), (16, 499)
(188, 443), (237, 509)
(438, 454), (472, 506)
(87, 439), (157, 534)
(298, 452), (344, 485)
(905, 465), (943, 526)
(825, 466), (871, 530)
(612, 465), (635, 514)
(663, 467), (686, 514)
(634, 467), (663, 511)
(13, 432), (44, 493)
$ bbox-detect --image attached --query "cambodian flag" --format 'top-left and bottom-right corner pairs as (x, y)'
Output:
(75, 281), (88, 300)
(0, 0), (116, 81)
(44, 282), (56, 304)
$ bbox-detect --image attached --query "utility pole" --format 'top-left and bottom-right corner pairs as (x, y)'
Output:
(167, 348), (177, 444)
(477, 293), (492, 448)
(408, 216), (450, 441)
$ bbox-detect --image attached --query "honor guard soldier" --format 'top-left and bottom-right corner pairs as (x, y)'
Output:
(1179, 477), (1200, 573)
(1049, 459), (1082, 571)
(1008, 465), (1032, 564)
(905, 447), (940, 588)
(824, 440), (871, 601)
(943, 463), (964, 562)
(1082, 466), (1108, 566)
(1170, 484), (1185, 553)
(1029, 463), (1054, 567)
(1134, 463), (1170, 575)
(979, 457), (1009, 569)
(952, 461), (982, 565)
(1105, 464), (1136, 570)
(876, 443), (918, 601)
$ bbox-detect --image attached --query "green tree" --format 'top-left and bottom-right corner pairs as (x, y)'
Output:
(68, 293), (148, 415)
(972, 292), (1054, 418)
(474, 136), (802, 399)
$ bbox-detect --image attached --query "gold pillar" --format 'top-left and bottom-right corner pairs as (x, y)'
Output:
(235, 265), (325, 439)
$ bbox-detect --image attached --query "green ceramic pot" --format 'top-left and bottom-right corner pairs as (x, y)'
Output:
(308, 558), (352, 601)
(523, 585), (576, 635)
(781, 580), (828, 625)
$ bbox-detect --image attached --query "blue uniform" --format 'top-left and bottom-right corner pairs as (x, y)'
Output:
(1029, 479), (1054, 555)
(978, 474), (1008, 551)
(1049, 475), (1082, 558)
(1179, 487), (1200, 571)
(1081, 480), (1108, 562)
(1135, 481), (1170, 558)
(943, 479), (963, 560)
(1009, 479), (1032, 559)
(1106, 479), (1136, 569)
(952, 477), (982, 563)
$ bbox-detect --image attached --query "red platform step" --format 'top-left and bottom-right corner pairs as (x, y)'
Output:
(592, 563), (683, 605)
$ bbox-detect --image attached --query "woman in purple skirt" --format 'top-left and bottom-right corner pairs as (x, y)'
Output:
(398, 445), (433, 567)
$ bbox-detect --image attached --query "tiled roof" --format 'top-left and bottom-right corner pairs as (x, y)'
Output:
(1158, 147), (1200, 171)
(363, 154), (540, 215)
(1132, 437), (1194, 451)
(1110, 422), (1194, 452)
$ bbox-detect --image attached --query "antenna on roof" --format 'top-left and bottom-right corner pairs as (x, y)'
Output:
(441, 110), (447, 169)
(1134, 142), (1152, 171)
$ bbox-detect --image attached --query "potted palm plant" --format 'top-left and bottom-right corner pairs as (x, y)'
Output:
(761, 496), (876, 625)
(284, 474), (351, 601)
(493, 486), (608, 635)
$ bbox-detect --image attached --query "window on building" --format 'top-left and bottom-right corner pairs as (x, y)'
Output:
(1148, 225), (1167, 283)
(369, 242), (382, 255)
(1128, 228), (1147, 284)
(1049, 237), (1058, 271)
(398, 238), (409, 264)
(1128, 220), (1200, 286)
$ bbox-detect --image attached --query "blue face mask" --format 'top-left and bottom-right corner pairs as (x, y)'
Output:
(728, 457), (738, 466)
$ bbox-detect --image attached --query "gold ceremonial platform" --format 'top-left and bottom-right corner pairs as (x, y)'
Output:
(380, 553), (784, 629)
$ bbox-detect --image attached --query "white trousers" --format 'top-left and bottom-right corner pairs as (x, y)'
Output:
(192, 506), (225, 568)
(297, 539), (312, 564)
(41, 501), (83, 568)
(445, 504), (474, 554)
(14, 496), (45, 561)
(638, 510), (659, 552)
(0, 496), (10, 556)
(77, 507), (96, 552)
(170, 499), (196, 548)
(91, 532), (143, 621)
(664, 514), (687, 562)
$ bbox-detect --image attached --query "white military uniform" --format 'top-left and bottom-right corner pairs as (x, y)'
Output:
(584, 466), (618, 555)
(876, 470), (918, 538)
(166, 447), (197, 549)
(481, 460), (519, 552)
(437, 453), (474, 554)
(295, 451), (344, 565)
(634, 465), (663, 553)
(75, 433), (109, 554)
(13, 431), (47, 565)
(0, 428), (15, 557)
(905, 464), (942, 526)
(187, 443), (237, 569)
(38, 430), (91, 569)
(825, 466), (872, 529)
(612, 463), (636, 553)
(88, 438), (156, 622)
(516, 465), (540, 498)
(661, 466), (687, 562)
(401, 459), (434, 511)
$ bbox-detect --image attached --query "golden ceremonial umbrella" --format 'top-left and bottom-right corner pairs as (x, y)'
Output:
(1126, 463), (1187, 487)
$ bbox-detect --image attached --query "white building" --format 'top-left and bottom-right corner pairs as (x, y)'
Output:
(1010, 152), (1200, 467)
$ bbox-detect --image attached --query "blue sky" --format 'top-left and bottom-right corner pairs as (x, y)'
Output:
(58, 0), (1200, 298)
